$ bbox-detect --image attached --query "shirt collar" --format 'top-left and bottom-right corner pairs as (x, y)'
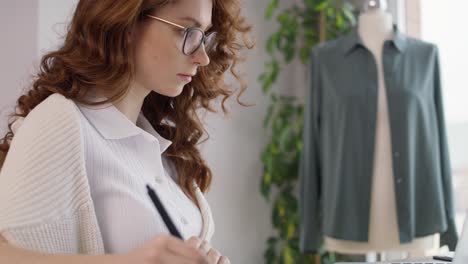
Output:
(77, 96), (172, 154)
(342, 24), (407, 55)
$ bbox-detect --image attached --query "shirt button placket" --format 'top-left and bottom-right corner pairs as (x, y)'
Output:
(394, 151), (402, 184)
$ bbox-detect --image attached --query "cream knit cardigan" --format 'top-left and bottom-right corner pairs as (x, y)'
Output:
(0, 93), (214, 254)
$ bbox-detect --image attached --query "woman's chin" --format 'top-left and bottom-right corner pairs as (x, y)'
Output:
(155, 86), (184, 98)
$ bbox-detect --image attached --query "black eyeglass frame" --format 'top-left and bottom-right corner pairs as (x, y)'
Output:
(145, 14), (217, 56)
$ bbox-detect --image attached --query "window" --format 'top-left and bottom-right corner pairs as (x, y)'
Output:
(419, 0), (468, 234)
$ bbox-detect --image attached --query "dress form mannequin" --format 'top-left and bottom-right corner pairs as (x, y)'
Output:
(324, 0), (440, 259)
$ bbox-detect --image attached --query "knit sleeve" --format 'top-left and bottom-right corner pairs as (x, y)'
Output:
(0, 93), (102, 254)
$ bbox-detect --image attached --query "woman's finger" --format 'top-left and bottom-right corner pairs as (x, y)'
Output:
(207, 248), (221, 264)
(165, 236), (203, 260)
(186, 236), (203, 249)
(160, 250), (209, 264)
(199, 240), (211, 254)
(218, 256), (231, 264)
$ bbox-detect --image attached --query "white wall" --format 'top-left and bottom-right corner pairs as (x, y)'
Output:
(420, 0), (468, 233)
(38, 0), (77, 56)
(0, 1), (276, 262)
(201, 0), (279, 261)
(0, 0), (38, 134)
(421, 0), (468, 124)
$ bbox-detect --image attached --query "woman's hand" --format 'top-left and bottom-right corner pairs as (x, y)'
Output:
(123, 234), (210, 264)
(186, 236), (231, 264)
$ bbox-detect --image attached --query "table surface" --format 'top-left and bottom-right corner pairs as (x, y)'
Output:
(336, 256), (453, 263)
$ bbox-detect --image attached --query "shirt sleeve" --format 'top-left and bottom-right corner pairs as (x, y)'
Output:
(432, 46), (459, 250)
(299, 47), (323, 253)
(0, 93), (99, 254)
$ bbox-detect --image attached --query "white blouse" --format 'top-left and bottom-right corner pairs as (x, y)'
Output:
(0, 93), (214, 255)
(77, 99), (208, 253)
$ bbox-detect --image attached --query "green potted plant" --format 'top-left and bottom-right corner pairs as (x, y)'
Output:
(259, 0), (355, 263)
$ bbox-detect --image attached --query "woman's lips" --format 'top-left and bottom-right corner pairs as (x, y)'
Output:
(177, 74), (193, 83)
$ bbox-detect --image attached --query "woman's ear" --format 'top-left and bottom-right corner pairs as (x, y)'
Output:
(129, 21), (146, 42)
(128, 28), (135, 40)
(128, 19), (143, 40)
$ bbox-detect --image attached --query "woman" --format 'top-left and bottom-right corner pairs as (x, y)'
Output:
(0, 0), (253, 263)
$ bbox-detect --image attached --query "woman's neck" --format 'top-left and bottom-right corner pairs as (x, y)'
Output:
(358, 9), (394, 48)
(112, 82), (151, 124)
(91, 82), (149, 124)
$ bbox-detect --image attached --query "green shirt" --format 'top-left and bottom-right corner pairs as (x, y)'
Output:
(299, 27), (458, 253)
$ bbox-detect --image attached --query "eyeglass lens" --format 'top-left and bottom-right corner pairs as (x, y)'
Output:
(183, 29), (217, 55)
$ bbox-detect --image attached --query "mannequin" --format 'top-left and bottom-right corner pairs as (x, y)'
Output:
(324, 0), (440, 258)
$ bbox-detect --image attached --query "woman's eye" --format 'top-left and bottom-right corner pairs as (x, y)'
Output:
(176, 28), (186, 36)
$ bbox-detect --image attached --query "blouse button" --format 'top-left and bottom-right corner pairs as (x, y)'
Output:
(155, 177), (163, 184)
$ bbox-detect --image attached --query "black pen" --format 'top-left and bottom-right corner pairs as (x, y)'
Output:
(433, 255), (453, 262)
(146, 184), (184, 240)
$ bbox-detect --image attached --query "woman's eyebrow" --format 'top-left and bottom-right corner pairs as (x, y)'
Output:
(179, 16), (213, 31)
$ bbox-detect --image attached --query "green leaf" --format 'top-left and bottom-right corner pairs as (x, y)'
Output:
(282, 246), (294, 264)
(267, 236), (278, 245)
(271, 93), (278, 102)
(296, 140), (302, 152)
(278, 126), (291, 150)
(286, 222), (296, 239)
(266, 33), (280, 55)
(265, 0), (279, 19)
(299, 46), (311, 63)
(258, 72), (266, 83)
(261, 172), (272, 198)
(284, 44), (295, 63)
(277, 11), (290, 24)
(263, 104), (274, 128)
(264, 236), (277, 263)
(314, 1), (328, 11)
(336, 12), (344, 28)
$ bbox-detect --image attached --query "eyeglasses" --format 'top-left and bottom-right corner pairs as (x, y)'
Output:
(145, 14), (217, 56)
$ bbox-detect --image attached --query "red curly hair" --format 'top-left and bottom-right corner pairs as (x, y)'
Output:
(0, 0), (254, 203)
